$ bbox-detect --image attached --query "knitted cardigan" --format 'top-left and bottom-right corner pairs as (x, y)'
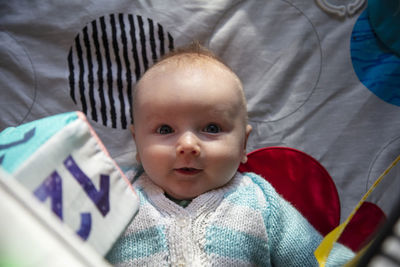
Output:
(107, 172), (354, 266)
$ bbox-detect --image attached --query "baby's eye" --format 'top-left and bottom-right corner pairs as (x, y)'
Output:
(203, 123), (221, 134)
(157, 125), (174, 135)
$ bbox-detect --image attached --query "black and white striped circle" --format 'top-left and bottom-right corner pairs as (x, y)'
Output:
(68, 13), (174, 129)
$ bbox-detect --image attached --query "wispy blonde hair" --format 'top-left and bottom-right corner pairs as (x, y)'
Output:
(132, 41), (247, 124)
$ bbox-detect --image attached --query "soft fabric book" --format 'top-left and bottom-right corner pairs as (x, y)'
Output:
(0, 111), (139, 256)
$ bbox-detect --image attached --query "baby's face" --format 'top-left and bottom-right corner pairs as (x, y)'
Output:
(132, 60), (251, 200)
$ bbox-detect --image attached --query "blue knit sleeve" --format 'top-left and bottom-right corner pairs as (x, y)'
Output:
(245, 172), (354, 266)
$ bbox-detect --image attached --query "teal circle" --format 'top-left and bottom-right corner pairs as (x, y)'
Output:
(351, 9), (400, 106)
(368, 0), (400, 57)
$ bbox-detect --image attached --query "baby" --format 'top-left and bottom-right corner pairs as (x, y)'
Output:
(107, 43), (354, 266)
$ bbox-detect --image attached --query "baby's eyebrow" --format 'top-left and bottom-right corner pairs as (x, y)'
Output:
(209, 103), (242, 117)
(143, 113), (165, 123)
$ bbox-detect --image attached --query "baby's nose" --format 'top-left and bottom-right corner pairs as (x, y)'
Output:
(176, 132), (200, 156)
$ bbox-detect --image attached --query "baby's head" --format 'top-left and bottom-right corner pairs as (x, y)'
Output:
(132, 42), (252, 200)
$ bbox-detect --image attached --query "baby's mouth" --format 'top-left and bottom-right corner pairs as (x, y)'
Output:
(175, 167), (202, 175)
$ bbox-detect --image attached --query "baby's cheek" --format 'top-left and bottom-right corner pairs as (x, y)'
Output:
(140, 145), (169, 166)
(213, 138), (243, 158)
(206, 144), (242, 170)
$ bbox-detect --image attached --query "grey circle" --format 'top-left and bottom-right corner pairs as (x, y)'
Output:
(0, 31), (36, 128)
(366, 136), (400, 214)
(208, 0), (322, 122)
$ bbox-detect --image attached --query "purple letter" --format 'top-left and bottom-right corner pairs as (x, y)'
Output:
(64, 155), (110, 216)
(34, 171), (63, 219)
(76, 212), (92, 240)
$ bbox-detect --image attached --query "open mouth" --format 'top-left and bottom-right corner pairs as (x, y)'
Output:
(175, 167), (202, 175)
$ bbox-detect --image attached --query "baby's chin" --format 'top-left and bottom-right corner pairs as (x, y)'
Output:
(166, 191), (199, 201)
(165, 185), (224, 200)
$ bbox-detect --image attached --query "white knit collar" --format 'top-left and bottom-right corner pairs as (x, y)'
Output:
(136, 172), (243, 216)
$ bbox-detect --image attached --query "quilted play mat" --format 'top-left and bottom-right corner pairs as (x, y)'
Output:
(1, 0), (399, 265)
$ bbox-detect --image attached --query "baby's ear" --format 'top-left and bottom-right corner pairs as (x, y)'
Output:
(135, 153), (141, 164)
(130, 125), (141, 163)
(241, 124), (252, 163)
(130, 124), (136, 140)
